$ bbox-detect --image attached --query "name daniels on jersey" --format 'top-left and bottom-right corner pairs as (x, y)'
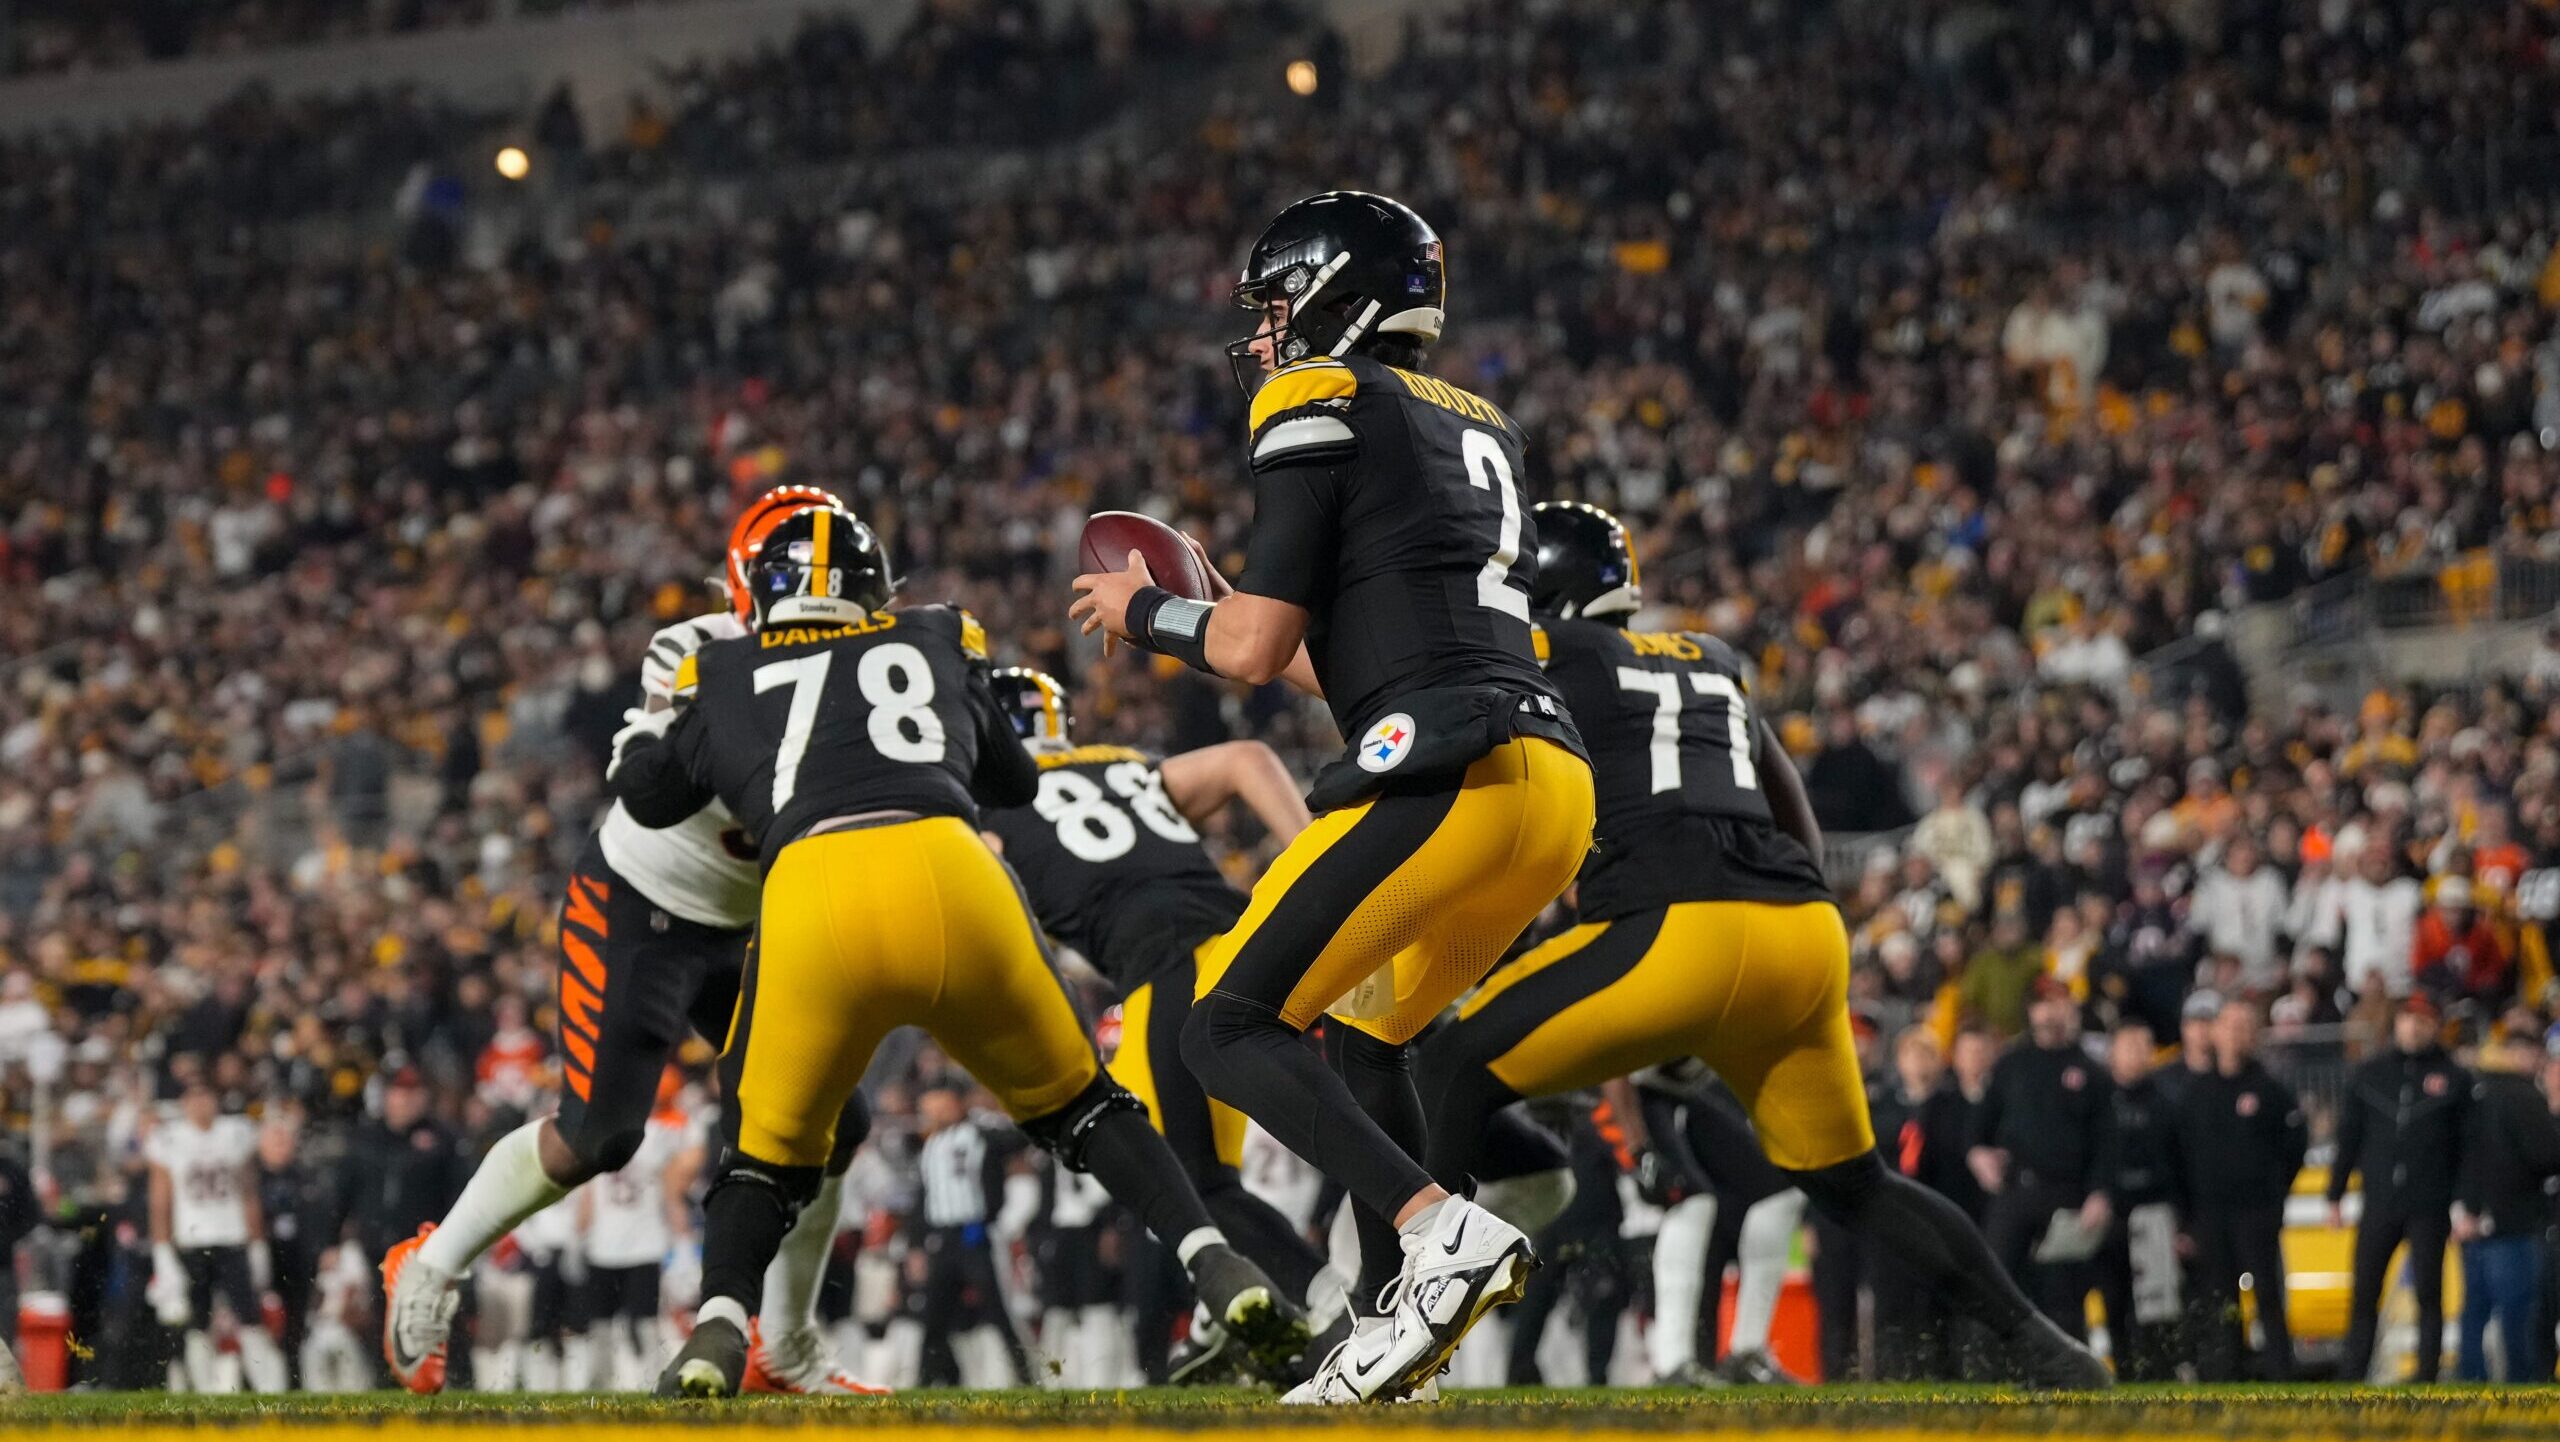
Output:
(1034, 745), (1150, 771)
(759, 614), (899, 648)
(1385, 365), (1510, 431)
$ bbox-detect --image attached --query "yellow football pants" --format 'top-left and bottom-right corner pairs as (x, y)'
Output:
(1452, 898), (1873, 1171)
(728, 816), (1097, 1168)
(1196, 735), (1595, 1045)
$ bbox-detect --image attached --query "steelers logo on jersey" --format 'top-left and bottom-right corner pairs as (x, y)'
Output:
(1358, 713), (1419, 774)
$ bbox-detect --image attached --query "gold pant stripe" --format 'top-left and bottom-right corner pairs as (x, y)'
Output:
(734, 817), (1097, 1168)
(1481, 899), (1872, 1172)
(1195, 735), (1595, 1047)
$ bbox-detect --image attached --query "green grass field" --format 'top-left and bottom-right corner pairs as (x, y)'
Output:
(3, 1386), (2556, 1440)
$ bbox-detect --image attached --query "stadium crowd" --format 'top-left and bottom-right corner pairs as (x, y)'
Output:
(4, 0), (2560, 1391)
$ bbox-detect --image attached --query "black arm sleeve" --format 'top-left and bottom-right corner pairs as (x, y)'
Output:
(1756, 719), (1823, 858)
(1238, 460), (1341, 609)
(966, 675), (1039, 810)
(613, 706), (718, 828)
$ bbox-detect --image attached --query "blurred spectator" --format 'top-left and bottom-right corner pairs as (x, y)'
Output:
(1804, 712), (1917, 835)
(2453, 1017), (2560, 1382)
(2177, 1001), (2307, 1381)
(2191, 838), (2289, 996)
(2333, 843), (2425, 998)
(1960, 912), (2046, 1040)
(2330, 997), (2468, 1384)
(1913, 779), (1995, 914)
(2412, 881), (2513, 1011)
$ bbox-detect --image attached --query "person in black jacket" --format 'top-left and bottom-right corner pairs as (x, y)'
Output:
(1969, 978), (2115, 1341)
(2093, 1022), (2185, 1381)
(2176, 998), (2308, 1381)
(2328, 994), (2468, 1383)
(2453, 1018), (2560, 1381)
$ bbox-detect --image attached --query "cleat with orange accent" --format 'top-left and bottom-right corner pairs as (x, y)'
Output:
(742, 1320), (893, 1396)
(380, 1224), (461, 1396)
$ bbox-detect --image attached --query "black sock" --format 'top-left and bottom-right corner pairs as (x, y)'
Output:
(1329, 1025), (1427, 1305)
(1203, 1179), (1328, 1302)
(699, 1160), (819, 1313)
(1791, 1152), (2035, 1339)
(1419, 1054), (1527, 1193)
(1182, 994), (1434, 1227)
(1078, 1107), (1216, 1250)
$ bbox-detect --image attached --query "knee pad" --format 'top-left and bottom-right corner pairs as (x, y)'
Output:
(1785, 1147), (1886, 1217)
(704, 1151), (824, 1217)
(828, 1087), (873, 1173)
(567, 1123), (646, 1179)
(1180, 990), (1281, 1092)
(1017, 1073), (1148, 1173)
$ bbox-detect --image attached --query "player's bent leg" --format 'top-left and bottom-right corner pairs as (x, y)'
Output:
(918, 829), (1308, 1384)
(674, 832), (903, 1399)
(745, 1089), (888, 1395)
(1698, 902), (2106, 1390)
(1126, 952), (1327, 1308)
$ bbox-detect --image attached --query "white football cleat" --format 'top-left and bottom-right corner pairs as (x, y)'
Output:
(743, 1321), (893, 1395)
(1282, 1197), (1531, 1404)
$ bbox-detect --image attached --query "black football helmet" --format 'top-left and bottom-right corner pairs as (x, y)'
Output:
(1228, 191), (1446, 395)
(744, 504), (896, 629)
(1527, 502), (1641, 620)
(987, 667), (1073, 749)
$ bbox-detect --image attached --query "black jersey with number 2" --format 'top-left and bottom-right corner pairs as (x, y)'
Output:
(614, 604), (1037, 869)
(1535, 615), (1830, 918)
(982, 746), (1247, 989)
(1241, 353), (1581, 807)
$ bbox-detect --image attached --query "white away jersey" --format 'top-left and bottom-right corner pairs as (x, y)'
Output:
(147, 1114), (258, 1248)
(597, 613), (760, 930)
(584, 1117), (686, 1270)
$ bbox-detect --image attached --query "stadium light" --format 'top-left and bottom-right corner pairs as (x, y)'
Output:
(494, 146), (531, 181)
(1286, 59), (1319, 96)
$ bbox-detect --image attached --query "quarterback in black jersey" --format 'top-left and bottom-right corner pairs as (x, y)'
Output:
(979, 668), (1332, 1360)
(1072, 192), (1595, 1404)
(1414, 502), (2110, 1389)
(614, 505), (1301, 1396)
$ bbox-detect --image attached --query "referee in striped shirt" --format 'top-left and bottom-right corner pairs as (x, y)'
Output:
(914, 1086), (1030, 1386)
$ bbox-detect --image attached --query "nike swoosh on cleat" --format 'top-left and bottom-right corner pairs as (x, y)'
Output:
(1441, 1219), (1468, 1255)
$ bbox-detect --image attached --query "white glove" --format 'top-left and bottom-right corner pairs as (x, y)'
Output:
(608, 705), (677, 781)
(151, 1244), (192, 1327)
(248, 1239), (273, 1294)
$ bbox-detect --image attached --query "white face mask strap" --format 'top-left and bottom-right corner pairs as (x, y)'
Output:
(1288, 251), (1351, 322)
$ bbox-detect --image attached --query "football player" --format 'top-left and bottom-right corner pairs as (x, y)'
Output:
(1071, 191), (1596, 1403)
(979, 668), (1332, 1377)
(147, 1076), (288, 1393)
(1412, 502), (2110, 1388)
(617, 504), (1302, 1397)
(381, 486), (882, 1397)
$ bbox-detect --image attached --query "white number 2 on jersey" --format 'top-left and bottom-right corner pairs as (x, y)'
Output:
(755, 642), (946, 812)
(1463, 428), (1529, 621)
(1035, 764), (1198, 863)
(1615, 666), (1759, 794)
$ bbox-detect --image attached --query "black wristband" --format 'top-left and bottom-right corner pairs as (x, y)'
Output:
(1125, 585), (1217, 674)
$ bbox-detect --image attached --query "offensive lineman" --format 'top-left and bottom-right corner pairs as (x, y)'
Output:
(979, 668), (1333, 1376)
(147, 1077), (289, 1392)
(382, 487), (881, 1397)
(1413, 502), (2110, 1388)
(616, 504), (1303, 1397)
(1072, 191), (1597, 1403)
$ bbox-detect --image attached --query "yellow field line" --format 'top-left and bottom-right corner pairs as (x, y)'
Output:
(29, 1427), (2265, 1442)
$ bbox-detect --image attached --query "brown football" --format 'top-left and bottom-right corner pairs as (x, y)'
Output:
(1079, 510), (1216, 601)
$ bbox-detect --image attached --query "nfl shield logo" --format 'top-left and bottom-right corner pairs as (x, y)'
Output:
(1359, 713), (1418, 774)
